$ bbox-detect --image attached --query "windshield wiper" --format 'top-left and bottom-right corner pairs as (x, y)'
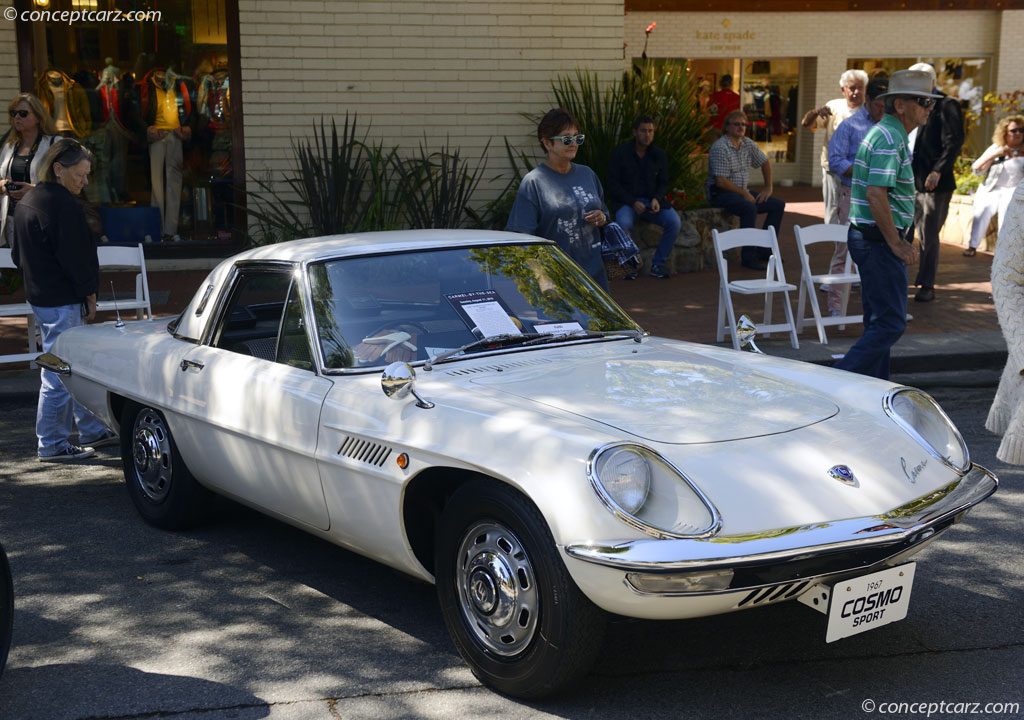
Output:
(521, 328), (646, 346)
(423, 332), (548, 370)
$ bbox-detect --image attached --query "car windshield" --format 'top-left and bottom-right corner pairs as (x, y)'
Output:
(307, 243), (642, 371)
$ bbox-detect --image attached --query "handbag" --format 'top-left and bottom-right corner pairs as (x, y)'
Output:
(600, 221), (640, 267)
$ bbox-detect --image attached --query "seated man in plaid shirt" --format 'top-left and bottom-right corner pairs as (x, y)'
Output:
(706, 110), (786, 270)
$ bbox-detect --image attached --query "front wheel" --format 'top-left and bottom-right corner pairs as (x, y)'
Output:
(435, 480), (606, 698)
(120, 402), (210, 529)
(0, 541), (12, 679)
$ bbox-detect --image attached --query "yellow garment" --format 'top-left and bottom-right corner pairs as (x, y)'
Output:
(153, 86), (181, 130)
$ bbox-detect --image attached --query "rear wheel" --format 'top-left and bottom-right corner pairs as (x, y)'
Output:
(121, 402), (210, 529)
(435, 480), (606, 698)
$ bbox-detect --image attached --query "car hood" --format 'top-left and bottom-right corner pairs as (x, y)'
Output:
(464, 341), (839, 444)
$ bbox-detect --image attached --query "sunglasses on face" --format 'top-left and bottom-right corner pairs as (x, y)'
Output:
(550, 134), (585, 146)
(9, 109), (30, 119)
(913, 97), (936, 108)
(1008, 128), (1024, 135)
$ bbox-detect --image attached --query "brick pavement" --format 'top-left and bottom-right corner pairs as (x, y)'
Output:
(0, 185), (1000, 371)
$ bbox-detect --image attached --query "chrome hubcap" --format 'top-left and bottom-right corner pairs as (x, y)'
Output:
(455, 521), (538, 657)
(131, 409), (172, 502)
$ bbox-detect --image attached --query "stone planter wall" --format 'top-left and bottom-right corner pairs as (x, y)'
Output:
(628, 207), (739, 274)
(941, 193), (997, 251)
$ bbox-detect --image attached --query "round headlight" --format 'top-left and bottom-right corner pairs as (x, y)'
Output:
(594, 446), (651, 514)
(589, 443), (720, 538)
(886, 389), (969, 472)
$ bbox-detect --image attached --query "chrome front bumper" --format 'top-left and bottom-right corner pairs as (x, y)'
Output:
(565, 464), (997, 582)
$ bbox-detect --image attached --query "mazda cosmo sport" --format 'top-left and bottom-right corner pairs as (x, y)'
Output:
(41, 230), (997, 698)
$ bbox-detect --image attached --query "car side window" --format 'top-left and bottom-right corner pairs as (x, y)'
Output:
(213, 268), (313, 371)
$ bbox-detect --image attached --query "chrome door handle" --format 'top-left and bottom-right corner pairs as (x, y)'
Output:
(180, 359), (205, 372)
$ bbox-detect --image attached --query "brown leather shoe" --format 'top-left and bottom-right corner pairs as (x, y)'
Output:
(962, 247), (977, 257)
(915, 287), (935, 302)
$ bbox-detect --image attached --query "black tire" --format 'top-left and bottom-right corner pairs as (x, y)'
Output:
(120, 402), (210, 530)
(0, 541), (12, 679)
(435, 479), (606, 699)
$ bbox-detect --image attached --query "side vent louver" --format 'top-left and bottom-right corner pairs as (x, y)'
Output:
(337, 436), (392, 467)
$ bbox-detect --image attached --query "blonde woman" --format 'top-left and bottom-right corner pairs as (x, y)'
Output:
(0, 93), (58, 246)
(964, 114), (1024, 256)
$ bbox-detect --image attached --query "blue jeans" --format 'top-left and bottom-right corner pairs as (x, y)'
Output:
(708, 188), (786, 265)
(30, 303), (108, 456)
(832, 225), (908, 380)
(614, 204), (681, 268)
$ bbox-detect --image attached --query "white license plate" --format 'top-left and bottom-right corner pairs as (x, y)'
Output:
(826, 563), (916, 642)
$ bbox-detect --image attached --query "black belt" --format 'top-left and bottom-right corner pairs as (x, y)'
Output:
(851, 224), (910, 242)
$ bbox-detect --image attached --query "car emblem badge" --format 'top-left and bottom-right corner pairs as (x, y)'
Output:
(901, 456), (927, 484)
(828, 465), (857, 486)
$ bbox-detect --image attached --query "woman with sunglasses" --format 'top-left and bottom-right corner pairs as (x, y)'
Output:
(506, 107), (611, 289)
(963, 114), (1024, 257)
(0, 93), (58, 246)
(10, 139), (116, 462)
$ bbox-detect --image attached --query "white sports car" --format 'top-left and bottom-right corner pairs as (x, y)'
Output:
(42, 230), (997, 698)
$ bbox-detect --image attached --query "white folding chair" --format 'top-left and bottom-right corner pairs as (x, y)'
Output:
(96, 243), (153, 320)
(712, 227), (799, 350)
(793, 224), (861, 345)
(0, 248), (39, 366)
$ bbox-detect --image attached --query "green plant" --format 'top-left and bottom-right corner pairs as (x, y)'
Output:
(954, 155), (982, 196)
(363, 138), (404, 231)
(398, 138), (490, 229)
(243, 115), (378, 242)
(292, 115), (377, 235)
(243, 115), (499, 242)
(963, 90), (1024, 136)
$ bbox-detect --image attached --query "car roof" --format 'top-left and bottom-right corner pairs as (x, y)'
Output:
(231, 229), (551, 265)
(173, 230), (552, 342)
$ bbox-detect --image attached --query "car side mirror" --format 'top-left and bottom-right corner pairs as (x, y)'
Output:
(382, 362), (435, 409)
(736, 315), (764, 354)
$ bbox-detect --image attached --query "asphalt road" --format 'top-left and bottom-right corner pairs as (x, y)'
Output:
(0, 383), (1021, 720)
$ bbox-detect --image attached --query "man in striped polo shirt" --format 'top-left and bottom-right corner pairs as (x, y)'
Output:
(834, 70), (937, 379)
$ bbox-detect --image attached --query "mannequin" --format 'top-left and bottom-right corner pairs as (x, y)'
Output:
(90, 59), (129, 204)
(139, 67), (193, 241)
(200, 65), (232, 231)
(36, 69), (91, 138)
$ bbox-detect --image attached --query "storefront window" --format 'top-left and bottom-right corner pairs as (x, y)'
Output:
(688, 57), (799, 163)
(21, 0), (239, 248)
(848, 57), (991, 157)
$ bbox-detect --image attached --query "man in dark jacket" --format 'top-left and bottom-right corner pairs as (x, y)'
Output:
(606, 115), (680, 279)
(910, 62), (964, 303)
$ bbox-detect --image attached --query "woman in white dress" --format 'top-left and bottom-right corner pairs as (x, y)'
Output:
(986, 179), (1024, 464)
(964, 115), (1024, 256)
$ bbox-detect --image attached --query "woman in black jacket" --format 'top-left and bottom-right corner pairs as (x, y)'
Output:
(11, 139), (116, 462)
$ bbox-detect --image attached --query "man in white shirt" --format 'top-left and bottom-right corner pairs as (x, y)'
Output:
(802, 69), (869, 224)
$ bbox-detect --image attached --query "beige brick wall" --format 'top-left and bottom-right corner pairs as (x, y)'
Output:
(624, 10), (1002, 186)
(996, 10), (1024, 96)
(0, 21), (19, 112)
(239, 0), (625, 204)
